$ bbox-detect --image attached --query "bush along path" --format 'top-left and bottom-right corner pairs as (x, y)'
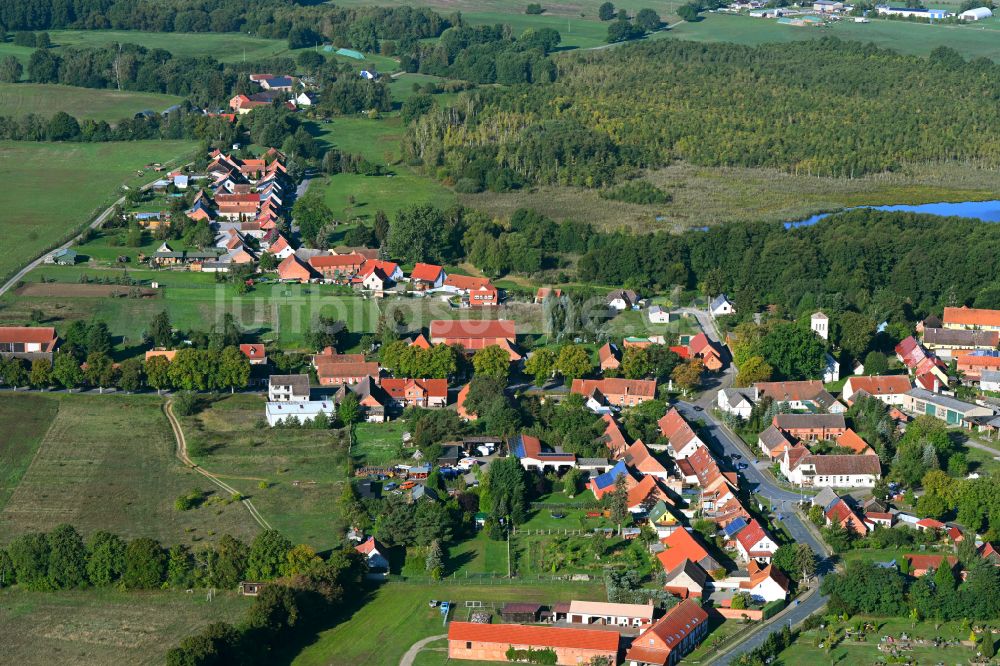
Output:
(163, 398), (272, 530)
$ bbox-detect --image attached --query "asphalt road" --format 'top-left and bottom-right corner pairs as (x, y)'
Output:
(675, 400), (831, 664)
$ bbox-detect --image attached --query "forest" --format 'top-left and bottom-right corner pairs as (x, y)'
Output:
(0, 0), (448, 49)
(403, 37), (1000, 189)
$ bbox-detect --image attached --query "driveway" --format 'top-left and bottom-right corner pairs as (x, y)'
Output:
(399, 634), (446, 666)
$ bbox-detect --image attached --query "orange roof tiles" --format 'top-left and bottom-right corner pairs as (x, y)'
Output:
(411, 262), (444, 283)
(847, 375), (912, 396)
(944, 306), (1000, 329)
(572, 378), (658, 399)
(657, 529), (713, 572)
(836, 428), (873, 455)
(448, 622), (619, 652)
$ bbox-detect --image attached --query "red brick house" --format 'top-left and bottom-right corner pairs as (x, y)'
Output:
(410, 262), (446, 289)
(571, 378), (658, 409)
(448, 622), (618, 665)
(599, 342), (622, 372)
(239, 343), (267, 365)
(276, 255), (315, 283)
(309, 254), (366, 281)
(772, 413), (847, 441)
(624, 599), (709, 666)
(381, 378), (448, 408)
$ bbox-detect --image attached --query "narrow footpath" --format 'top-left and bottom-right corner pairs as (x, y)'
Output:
(163, 399), (272, 530)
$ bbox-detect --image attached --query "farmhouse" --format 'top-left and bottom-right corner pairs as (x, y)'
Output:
(901, 387), (994, 425)
(410, 263), (446, 289)
(443, 274), (499, 307)
(276, 255), (315, 283)
(922, 327), (999, 357)
(738, 563), (790, 603)
(448, 622), (619, 665)
(624, 599), (709, 666)
(572, 378), (658, 409)
(772, 413), (846, 441)
(688, 332), (723, 371)
(309, 254), (367, 280)
(905, 554), (959, 578)
(429, 319), (519, 360)
(781, 448), (881, 487)
(314, 359), (380, 387)
(648, 306), (676, 323)
(842, 375), (912, 405)
(825, 498), (869, 535)
(943, 306), (1000, 331)
(754, 380), (840, 412)
(717, 388), (758, 419)
(0, 326), (58, 361)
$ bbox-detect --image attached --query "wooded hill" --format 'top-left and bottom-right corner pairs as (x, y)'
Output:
(404, 37), (1000, 189)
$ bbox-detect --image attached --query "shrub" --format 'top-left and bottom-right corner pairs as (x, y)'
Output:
(762, 599), (786, 619)
(526, 3), (545, 13)
(599, 180), (671, 204)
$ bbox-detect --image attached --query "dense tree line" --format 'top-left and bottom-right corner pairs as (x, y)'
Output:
(405, 37), (1000, 187)
(402, 23), (559, 85)
(0, 0), (447, 51)
(0, 106), (225, 142)
(822, 556), (1000, 622)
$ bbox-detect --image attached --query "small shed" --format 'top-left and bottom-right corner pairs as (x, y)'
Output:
(501, 602), (543, 623)
(240, 581), (265, 596)
(52, 248), (78, 265)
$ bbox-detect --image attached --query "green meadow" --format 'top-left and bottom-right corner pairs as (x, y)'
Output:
(0, 140), (195, 284)
(0, 83), (183, 121)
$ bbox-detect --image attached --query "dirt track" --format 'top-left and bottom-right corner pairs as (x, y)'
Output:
(16, 283), (158, 298)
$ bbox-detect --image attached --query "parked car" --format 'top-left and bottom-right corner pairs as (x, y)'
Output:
(737, 462), (749, 470)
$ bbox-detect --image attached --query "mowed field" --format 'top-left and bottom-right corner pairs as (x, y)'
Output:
(0, 83), (184, 121)
(0, 588), (249, 666)
(0, 394), (258, 546)
(670, 13), (1000, 61)
(289, 580), (607, 666)
(0, 140), (195, 284)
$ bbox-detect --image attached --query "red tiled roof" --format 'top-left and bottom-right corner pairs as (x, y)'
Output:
(755, 380), (825, 402)
(624, 440), (667, 476)
(239, 343), (266, 359)
(315, 361), (379, 379)
(354, 536), (384, 555)
(944, 306), (1000, 329)
(906, 554), (958, 572)
(381, 378), (447, 400)
(657, 408), (700, 455)
(602, 414), (629, 458)
(836, 429), (872, 455)
(447, 622), (619, 652)
(627, 475), (662, 508)
(215, 193), (260, 203)
(0, 326), (57, 349)
(444, 274), (492, 291)
(847, 375), (912, 396)
(429, 319), (515, 341)
(277, 255), (314, 281)
(411, 263), (444, 282)
(309, 254), (366, 270)
(626, 599), (708, 663)
(410, 334), (431, 350)
(736, 519), (768, 552)
(572, 378), (658, 400)
(917, 518), (945, 529)
(657, 529), (713, 572)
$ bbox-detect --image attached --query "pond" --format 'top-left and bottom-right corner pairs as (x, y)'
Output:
(784, 200), (1000, 228)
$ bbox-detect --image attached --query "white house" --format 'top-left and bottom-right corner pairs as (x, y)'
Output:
(810, 312), (829, 340)
(354, 536), (389, 572)
(813, 0), (844, 11)
(782, 448), (881, 488)
(960, 6), (992, 19)
(717, 388), (757, 420)
(268, 373), (310, 402)
(295, 92), (317, 106)
(734, 520), (778, 563)
(648, 305), (675, 324)
(739, 565), (790, 602)
(607, 290), (639, 311)
(265, 400), (335, 426)
(823, 353), (840, 384)
(710, 295), (735, 317)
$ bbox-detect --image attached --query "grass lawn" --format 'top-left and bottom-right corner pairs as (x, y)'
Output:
(963, 443), (1000, 475)
(775, 615), (976, 665)
(0, 587), (249, 666)
(0, 393), (60, 512)
(179, 394), (351, 550)
(462, 161), (1000, 231)
(0, 83), (183, 121)
(289, 580), (607, 666)
(0, 140), (195, 284)
(352, 420), (409, 465)
(671, 13), (1000, 62)
(0, 394), (257, 547)
(603, 309), (699, 342)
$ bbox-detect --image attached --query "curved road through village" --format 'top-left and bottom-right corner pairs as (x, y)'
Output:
(675, 307), (831, 663)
